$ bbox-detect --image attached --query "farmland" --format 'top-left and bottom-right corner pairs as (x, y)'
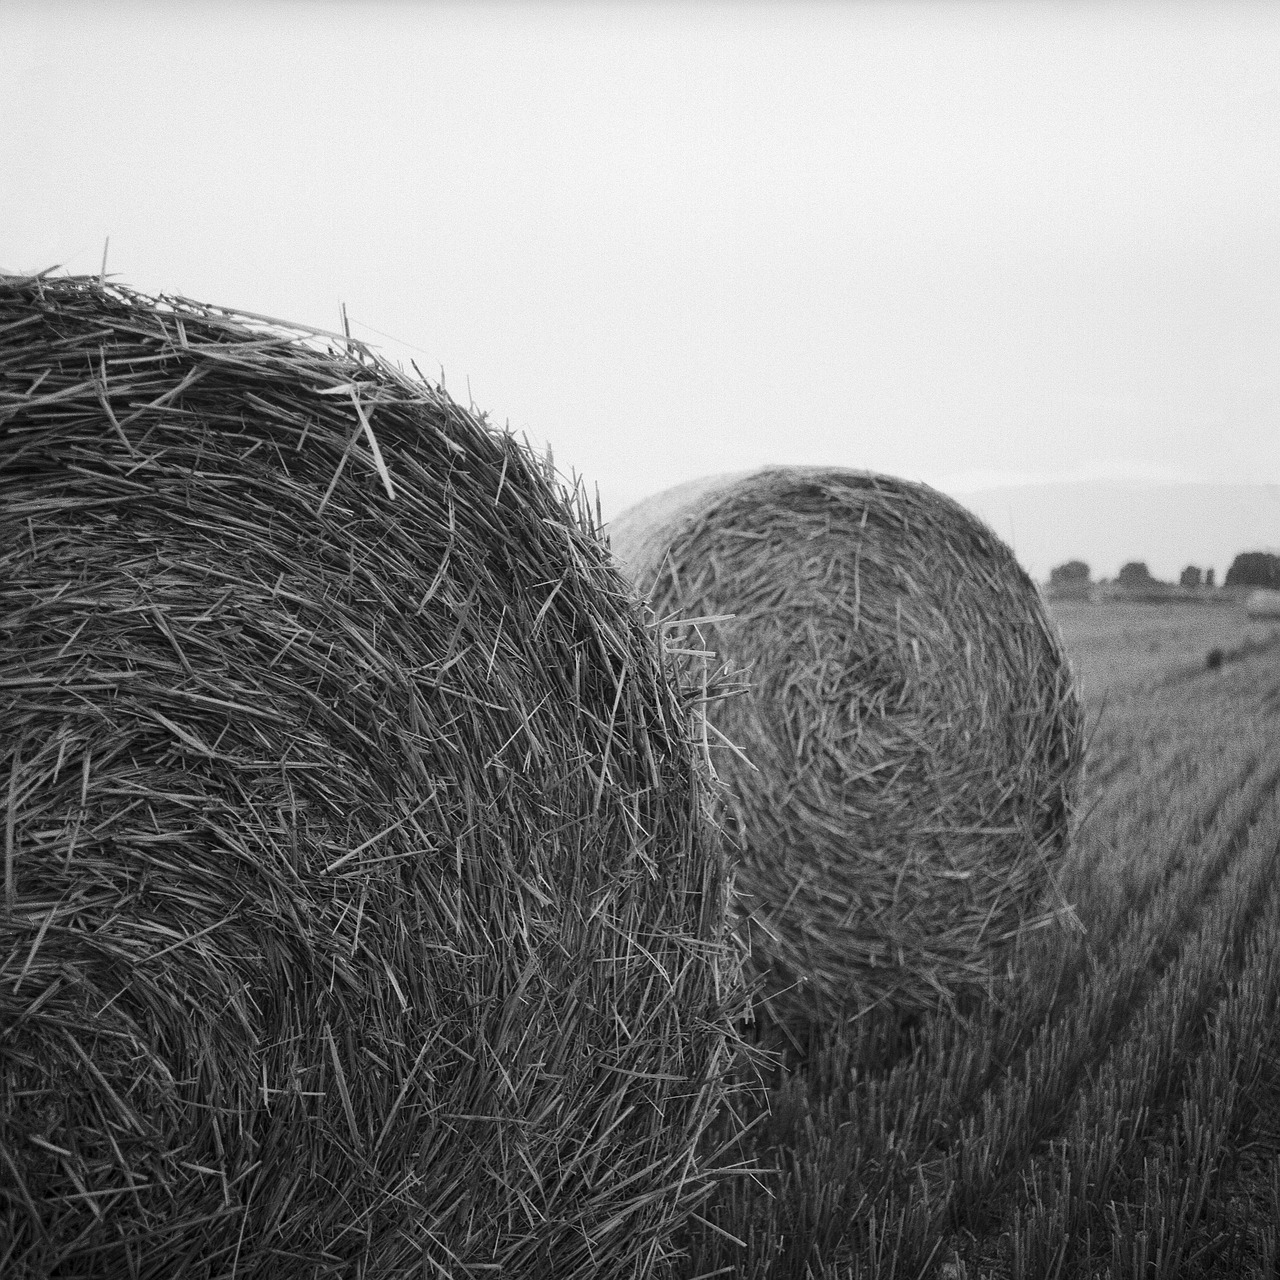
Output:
(676, 599), (1280, 1280)
(1052, 599), (1280, 699)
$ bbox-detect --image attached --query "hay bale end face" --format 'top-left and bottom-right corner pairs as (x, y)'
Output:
(609, 466), (1083, 1030)
(0, 275), (744, 1277)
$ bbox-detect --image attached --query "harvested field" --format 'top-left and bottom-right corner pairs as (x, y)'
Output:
(675, 599), (1280, 1279)
(1052, 597), (1280, 698)
(0, 275), (745, 1279)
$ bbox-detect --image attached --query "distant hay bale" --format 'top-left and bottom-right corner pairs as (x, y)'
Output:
(1245, 588), (1280, 619)
(0, 274), (744, 1278)
(609, 467), (1083, 1030)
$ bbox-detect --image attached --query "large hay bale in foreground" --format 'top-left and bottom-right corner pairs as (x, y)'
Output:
(609, 467), (1082, 1030)
(0, 275), (744, 1278)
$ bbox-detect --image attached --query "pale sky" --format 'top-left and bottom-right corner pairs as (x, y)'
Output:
(4, 0), (1278, 524)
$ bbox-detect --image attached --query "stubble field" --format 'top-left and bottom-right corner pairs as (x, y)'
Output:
(677, 599), (1280, 1280)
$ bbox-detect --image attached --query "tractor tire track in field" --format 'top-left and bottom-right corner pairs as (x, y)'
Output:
(1006, 823), (1280, 1279)
(930, 654), (1280, 1276)
(678, 640), (1280, 1280)
(896, 743), (1280, 1182)
(1080, 653), (1280, 805)
(850, 658), (1280, 1266)
(993, 791), (1280, 1271)
(937, 715), (1280, 1222)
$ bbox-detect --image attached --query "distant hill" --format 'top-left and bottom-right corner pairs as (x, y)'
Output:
(945, 482), (1280, 584)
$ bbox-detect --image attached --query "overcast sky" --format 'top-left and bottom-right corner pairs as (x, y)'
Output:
(4, 0), (1278, 526)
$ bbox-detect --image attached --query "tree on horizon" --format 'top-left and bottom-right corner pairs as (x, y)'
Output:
(1118, 561), (1158, 589)
(1225, 551), (1280, 589)
(1050, 560), (1090, 585)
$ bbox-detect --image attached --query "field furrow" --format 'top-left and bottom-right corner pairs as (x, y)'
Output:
(998, 794), (1280, 1260)
(679, 610), (1280, 1280)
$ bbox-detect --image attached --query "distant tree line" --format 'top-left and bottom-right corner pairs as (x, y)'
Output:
(1046, 551), (1280, 594)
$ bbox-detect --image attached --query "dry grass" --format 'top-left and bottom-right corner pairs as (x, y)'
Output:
(609, 466), (1083, 1033)
(0, 273), (747, 1278)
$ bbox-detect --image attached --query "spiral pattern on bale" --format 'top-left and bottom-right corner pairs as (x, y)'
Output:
(609, 467), (1082, 1031)
(0, 275), (744, 1278)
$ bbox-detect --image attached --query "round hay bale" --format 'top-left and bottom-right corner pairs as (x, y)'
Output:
(0, 274), (744, 1278)
(1245, 588), (1280, 619)
(608, 466), (1083, 1031)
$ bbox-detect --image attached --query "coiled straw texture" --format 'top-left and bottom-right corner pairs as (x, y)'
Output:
(609, 466), (1082, 1032)
(0, 275), (744, 1278)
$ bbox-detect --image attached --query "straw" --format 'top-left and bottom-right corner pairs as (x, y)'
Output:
(0, 273), (746, 1278)
(610, 467), (1083, 1033)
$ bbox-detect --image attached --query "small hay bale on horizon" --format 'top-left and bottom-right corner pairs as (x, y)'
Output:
(0, 274), (745, 1278)
(608, 466), (1083, 1032)
(1245, 588), (1280, 619)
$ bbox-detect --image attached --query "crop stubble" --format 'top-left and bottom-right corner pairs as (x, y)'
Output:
(680, 603), (1280, 1280)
